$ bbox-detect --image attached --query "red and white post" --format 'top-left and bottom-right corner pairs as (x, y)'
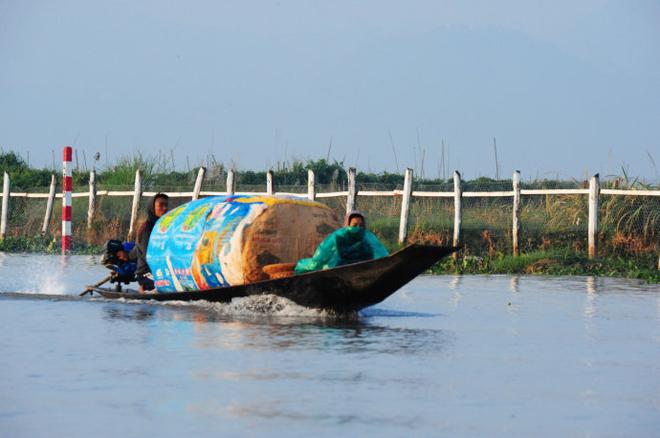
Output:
(62, 146), (73, 253)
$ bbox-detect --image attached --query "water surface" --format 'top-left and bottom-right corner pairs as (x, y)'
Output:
(1, 254), (658, 437)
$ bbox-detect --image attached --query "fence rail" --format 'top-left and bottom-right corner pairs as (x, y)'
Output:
(8, 188), (657, 199)
(1, 166), (659, 261)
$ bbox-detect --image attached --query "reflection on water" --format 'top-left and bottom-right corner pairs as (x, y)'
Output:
(510, 275), (520, 293)
(586, 276), (598, 294)
(584, 277), (598, 321)
(448, 274), (464, 310)
(97, 297), (453, 357)
(361, 308), (437, 318)
(103, 305), (156, 322)
(190, 400), (423, 428)
(187, 399), (421, 428)
(448, 274), (462, 289)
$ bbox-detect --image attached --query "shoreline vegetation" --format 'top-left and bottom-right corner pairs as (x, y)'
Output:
(1, 150), (658, 283)
(0, 235), (656, 282)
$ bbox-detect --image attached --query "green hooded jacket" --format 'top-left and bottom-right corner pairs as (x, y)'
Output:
(294, 226), (389, 274)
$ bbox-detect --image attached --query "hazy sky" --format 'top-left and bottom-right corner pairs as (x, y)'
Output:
(1, 0), (659, 180)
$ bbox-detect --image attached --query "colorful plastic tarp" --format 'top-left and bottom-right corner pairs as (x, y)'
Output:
(147, 195), (335, 292)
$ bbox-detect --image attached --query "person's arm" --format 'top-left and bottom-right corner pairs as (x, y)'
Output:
(133, 223), (151, 276)
(364, 231), (389, 259)
(114, 262), (137, 278)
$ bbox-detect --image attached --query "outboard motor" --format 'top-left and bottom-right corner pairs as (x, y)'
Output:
(101, 239), (137, 291)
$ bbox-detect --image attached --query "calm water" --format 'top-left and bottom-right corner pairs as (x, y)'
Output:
(1, 254), (659, 437)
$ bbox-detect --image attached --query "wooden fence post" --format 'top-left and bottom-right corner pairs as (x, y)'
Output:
(127, 169), (142, 241)
(192, 167), (206, 200)
(307, 169), (316, 200)
(588, 173), (600, 259)
(266, 170), (274, 195)
(87, 170), (96, 230)
(346, 167), (357, 214)
(398, 168), (413, 244)
(226, 169), (236, 195)
(1, 172), (9, 240)
(512, 170), (521, 256)
(42, 174), (56, 235)
(453, 171), (462, 255)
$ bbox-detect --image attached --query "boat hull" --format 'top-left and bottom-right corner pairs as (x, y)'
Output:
(89, 244), (457, 311)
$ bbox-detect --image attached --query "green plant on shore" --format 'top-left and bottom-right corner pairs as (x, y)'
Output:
(0, 234), (102, 254)
(428, 249), (659, 283)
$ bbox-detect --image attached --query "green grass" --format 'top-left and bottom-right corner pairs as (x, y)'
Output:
(0, 235), (102, 254)
(429, 249), (659, 283)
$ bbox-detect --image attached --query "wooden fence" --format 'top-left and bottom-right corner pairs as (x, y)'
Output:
(1, 168), (659, 260)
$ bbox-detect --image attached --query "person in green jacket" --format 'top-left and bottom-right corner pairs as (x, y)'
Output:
(294, 210), (389, 274)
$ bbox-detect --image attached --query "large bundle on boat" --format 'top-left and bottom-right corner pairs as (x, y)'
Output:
(147, 195), (339, 292)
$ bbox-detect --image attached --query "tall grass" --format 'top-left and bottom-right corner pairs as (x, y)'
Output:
(1, 151), (657, 260)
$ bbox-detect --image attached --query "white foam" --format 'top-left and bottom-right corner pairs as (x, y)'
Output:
(30, 270), (68, 295)
(6, 263), (68, 295)
(109, 294), (356, 318)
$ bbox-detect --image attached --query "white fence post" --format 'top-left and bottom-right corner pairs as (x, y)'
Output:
(398, 168), (413, 244)
(192, 167), (206, 200)
(42, 174), (56, 235)
(588, 173), (600, 259)
(266, 170), (274, 195)
(226, 169), (236, 195)
(307, 169), (316, 200)
(346, 167), (357, 214)
(453, 171), (462, 254)
(87, 170), (96, 230)
(1, 172), (9, 240)
(512, 170), (521, 256)
(127, 169), (142, 241)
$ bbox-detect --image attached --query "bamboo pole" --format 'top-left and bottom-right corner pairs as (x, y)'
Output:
(398, 168), (413, 244)
(192, 167), (206, 200)
(42, 174), (56, 235)
(453, 171), (462, 256)
(346, 167), (357, 214)
(266, 170), (274, 195)
(512, 170), (521, 256)
(307, 169), (316, 200)
(226, 169), (236, 195)
(87, 170), (96, 230)
(588, 173), (600, 259)
(1, 172), (9, 239)
(127, 169), (142, 241)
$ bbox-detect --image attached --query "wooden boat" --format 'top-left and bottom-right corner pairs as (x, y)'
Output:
(86, 244), (457, 312)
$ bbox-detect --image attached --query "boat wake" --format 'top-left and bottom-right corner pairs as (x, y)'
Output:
(0, 290), (358, 318)
(0, 291), (81, 302)
(106, 294), (358, 319)
(0, 271), (69, 296)
(203, 294), (343, 317)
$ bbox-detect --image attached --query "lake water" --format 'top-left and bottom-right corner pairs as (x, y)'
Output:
(1, 254), (659, 437)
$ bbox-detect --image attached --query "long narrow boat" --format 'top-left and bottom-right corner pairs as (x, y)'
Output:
(87, 244), (457, 312)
